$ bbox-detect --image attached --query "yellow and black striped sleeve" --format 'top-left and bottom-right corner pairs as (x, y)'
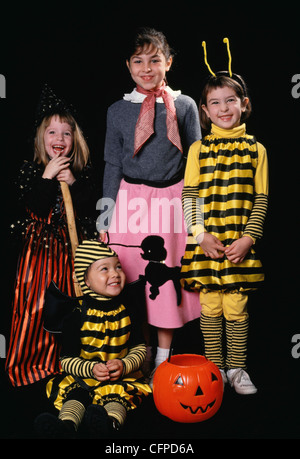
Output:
(243, 143), (269, 242)
(59, 307), (97, 379)
(60, 356), (95, 378)
(121, 343), (147, 376)
(182, 140), (206, 238)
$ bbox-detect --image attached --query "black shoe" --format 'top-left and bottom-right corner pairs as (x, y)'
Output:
(84, 405), (119, 438)
(34, 413), (77, 439)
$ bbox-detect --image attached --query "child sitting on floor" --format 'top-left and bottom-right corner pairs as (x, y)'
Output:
(35, 240), (151, 438)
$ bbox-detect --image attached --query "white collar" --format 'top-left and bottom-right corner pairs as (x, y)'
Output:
(123, 86), (181, 103)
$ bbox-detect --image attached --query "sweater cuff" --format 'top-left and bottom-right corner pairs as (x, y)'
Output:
(121, 344), (146, 376)
(191, 224), (207, 241)
(242, 233), (256, 245)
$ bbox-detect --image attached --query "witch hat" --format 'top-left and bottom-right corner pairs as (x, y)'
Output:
(34, 83), (77, 128)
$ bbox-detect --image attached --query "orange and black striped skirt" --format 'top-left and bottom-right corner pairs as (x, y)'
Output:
(6, 219), (75, 386)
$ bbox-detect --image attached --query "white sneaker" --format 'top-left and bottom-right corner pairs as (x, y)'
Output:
(227, 368), (257, 395)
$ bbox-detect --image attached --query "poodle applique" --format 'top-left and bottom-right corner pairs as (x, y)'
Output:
(140, 236), (182, 306)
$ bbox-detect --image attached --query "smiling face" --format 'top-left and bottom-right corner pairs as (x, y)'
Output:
(202, 85), (249, 130)
(43, 115), (74, 159)
(126, 44), (172, 91)
(85, 256), (126, 297)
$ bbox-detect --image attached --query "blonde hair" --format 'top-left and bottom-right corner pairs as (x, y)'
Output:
(34, 113), (90, 172)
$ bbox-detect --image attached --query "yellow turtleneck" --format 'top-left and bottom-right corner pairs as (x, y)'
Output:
(211, 123), (246, 138)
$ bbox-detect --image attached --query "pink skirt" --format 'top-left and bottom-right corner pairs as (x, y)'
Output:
(107, 178), (201, 329)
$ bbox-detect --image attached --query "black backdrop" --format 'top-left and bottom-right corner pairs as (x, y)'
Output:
(0, 1), (299, 443)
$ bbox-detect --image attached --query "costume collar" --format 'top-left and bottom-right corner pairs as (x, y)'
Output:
(123, 86), (181, 104)
(83, 293), (122, 311)
(211, 123), (246, 138)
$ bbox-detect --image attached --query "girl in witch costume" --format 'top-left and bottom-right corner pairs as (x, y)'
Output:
(99, 27), (201, 382)
(6, 85), (98, 387)
(35, 240), (151, 439)
(181, 39), (269, 394)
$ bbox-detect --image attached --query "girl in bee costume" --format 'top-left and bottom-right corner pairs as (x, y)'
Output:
(35, 240), (151, 438)
(181, 39), (269, 395)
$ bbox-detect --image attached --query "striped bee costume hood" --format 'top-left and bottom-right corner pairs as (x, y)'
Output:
(74, 240), (118, 300)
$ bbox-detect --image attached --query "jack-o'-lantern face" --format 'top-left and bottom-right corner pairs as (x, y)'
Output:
(153, 354), (223, 423)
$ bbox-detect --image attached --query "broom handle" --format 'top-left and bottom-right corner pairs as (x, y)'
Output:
(60, 181), (82, 297)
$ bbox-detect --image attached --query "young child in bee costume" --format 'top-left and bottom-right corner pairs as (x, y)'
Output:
(181, 39), (269, 394)
(35, 240), (151, 438)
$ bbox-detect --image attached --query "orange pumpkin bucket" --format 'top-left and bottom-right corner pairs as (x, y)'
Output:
(153, 354), (223, 423)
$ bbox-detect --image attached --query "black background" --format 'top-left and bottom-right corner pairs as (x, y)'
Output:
(0, 1), (299, 442)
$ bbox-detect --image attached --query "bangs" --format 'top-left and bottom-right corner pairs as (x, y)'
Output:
(134, 42), (162, 56)
(44, 113), (75, 130)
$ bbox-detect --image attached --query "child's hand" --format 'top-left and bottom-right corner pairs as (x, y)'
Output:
(56, 167), (76, 186)
(106, 359), (124, 381)
(92, 362), (110, 382)
(225, 236), (253, 264)
(197, 233), (225, 259)
(42, 155), (71, 180)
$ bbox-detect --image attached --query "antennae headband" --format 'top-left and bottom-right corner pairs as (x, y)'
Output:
(202, 38), (247, 96)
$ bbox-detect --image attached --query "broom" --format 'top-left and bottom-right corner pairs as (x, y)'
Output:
(60, 181), (83, 297)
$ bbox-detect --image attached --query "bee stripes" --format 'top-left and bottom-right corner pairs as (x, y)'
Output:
(181, 124), (268, 292)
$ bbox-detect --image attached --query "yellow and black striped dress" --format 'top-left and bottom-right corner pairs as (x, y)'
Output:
(181, 123), (268, 292)
(46, 295), (151, 412)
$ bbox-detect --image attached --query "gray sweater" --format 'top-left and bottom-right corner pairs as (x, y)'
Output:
(103, 93), (201, 202)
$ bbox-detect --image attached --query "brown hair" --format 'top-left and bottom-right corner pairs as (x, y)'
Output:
(34, 112), (90, 172)
(126, 27), (174, 61)
(199, 73), (252, 131)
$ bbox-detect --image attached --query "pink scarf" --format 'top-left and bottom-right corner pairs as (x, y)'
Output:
(133, 83), (183, 157)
